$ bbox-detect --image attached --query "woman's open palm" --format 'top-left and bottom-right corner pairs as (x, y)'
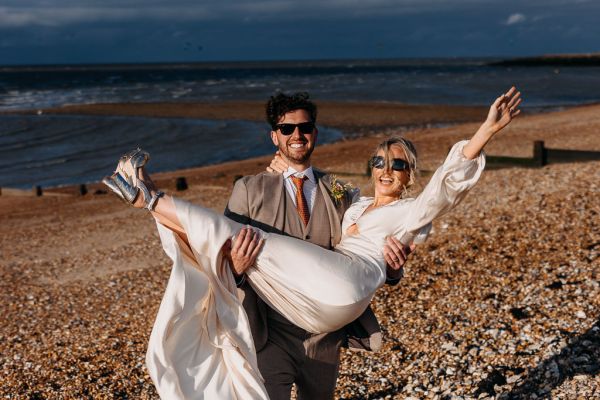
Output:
(485, 86), (522, 132)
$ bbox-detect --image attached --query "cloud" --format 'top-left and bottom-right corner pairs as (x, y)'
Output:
(0, 5), (215, 28)
(0, 1), (524, 28)
(505, 13), (526, 25)
(0, 1), (592, 30)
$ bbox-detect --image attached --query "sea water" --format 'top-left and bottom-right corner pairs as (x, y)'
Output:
(1, 58), (599, 188)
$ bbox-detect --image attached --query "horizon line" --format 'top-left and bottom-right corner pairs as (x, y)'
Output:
(0, 54), (561, 71)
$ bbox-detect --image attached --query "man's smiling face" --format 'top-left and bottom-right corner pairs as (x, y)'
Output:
(270, 109), (318, 169)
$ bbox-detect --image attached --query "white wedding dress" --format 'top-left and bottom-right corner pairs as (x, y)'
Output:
(146, 141), (485, 399)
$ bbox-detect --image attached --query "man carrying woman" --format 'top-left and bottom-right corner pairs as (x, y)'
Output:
(103, 87), (521, 399)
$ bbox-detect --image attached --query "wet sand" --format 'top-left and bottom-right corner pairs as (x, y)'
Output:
(37, 100), (488, 137)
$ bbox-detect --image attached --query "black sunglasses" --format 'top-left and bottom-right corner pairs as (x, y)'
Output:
(370, 156), (410, 171)
(275, 122), (315, 135)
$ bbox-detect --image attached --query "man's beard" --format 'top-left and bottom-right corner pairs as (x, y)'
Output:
(279, 142), (314, 164)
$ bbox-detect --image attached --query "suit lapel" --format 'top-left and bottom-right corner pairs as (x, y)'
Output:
(261, 173), (286, 230)
(315, 170), (344, 247)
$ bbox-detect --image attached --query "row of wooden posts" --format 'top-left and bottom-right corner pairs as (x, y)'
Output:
(3, 141), (599, 197)
(0, 176), (191, 197)
(486, 140), (600, 168)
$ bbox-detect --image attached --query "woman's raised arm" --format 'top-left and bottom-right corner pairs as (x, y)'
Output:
(463, 86), (522, 159)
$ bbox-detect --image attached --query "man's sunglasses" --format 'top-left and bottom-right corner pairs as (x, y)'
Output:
(275, 122), (316, 136)
(370, 156), (410, 171)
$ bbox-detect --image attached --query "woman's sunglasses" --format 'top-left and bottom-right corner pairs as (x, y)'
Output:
(370, 156), (410, 171)
(275, 122), (316, 136)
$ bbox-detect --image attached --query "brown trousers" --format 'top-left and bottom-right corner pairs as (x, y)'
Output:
(257, 308), (345, 400)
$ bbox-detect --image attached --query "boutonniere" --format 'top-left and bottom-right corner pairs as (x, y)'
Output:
(330, 175), (354, 203)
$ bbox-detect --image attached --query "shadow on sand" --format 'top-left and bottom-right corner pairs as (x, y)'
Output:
(475, 319), (599, 399)
(486, 141), (600, 169)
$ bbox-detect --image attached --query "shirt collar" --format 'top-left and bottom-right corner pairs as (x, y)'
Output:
(283, 166), (316, 184)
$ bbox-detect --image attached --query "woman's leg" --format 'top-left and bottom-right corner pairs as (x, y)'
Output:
(104, 150), (269, 397)
(104, 154), (191, 243)
(150, 194), (189, 242)
(147, 198), (268, 399)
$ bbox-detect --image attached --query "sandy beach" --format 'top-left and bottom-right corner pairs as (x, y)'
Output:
(1, 102), (599, 399)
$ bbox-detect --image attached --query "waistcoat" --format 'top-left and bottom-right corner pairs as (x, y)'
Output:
(281, 183), (332, 249)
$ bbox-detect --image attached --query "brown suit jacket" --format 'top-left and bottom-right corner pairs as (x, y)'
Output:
(225, 169), (383, 353)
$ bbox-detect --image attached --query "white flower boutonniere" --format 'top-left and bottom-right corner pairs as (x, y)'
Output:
(330, 175), (354, 204)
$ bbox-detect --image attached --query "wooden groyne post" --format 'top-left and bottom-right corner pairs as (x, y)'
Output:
(533, 141), (548, 167)
(176, 177), (188, 191)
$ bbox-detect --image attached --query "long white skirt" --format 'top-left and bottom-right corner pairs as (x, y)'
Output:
(146, 198), (384, 399)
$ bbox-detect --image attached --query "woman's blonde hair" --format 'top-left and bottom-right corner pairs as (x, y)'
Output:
(371, 136), (418, 196)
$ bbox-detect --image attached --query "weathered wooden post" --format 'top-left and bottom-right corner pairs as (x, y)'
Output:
(34, 185), (43, 196)
(176, 177), (188, 191)
(533, 141), (547, 166)
(79, 184), (88, 196)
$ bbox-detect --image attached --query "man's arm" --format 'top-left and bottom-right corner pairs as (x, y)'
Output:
(225, 177), (252, 225)
(224, 177), (262, 285)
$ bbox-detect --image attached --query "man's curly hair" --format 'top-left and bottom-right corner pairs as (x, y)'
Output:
(266, 92), (317, 129)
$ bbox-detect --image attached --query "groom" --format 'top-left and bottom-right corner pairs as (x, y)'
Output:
(224, 92), (410, 399)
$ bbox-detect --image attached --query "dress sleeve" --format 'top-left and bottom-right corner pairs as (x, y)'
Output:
(392, 139), (485, 238)
(355, 140), (485, 245)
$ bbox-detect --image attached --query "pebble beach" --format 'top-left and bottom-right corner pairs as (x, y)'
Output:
(1, 101), (599, 399)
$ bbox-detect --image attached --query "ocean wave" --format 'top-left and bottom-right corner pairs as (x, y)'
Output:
(2, 62), (600, 111)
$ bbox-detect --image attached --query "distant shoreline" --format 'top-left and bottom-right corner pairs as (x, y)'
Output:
(490, 53), (600, 67)
(2, 53), (600, 71)
(0, 57), (498, 71)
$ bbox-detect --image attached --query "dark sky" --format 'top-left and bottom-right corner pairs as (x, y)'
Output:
(1, 0), (599, 65)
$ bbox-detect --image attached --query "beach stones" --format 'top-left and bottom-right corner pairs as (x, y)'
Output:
(0, 154), (598, 398)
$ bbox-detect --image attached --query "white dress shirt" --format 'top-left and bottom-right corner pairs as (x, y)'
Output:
(283, 166), (317, 212)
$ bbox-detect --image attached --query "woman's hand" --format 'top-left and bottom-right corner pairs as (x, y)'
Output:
(266, 151), (289, 174)
(482, 86), (522, 134)
(463, 86), (522, 159)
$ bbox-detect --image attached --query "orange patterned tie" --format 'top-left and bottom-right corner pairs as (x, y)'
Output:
(291, 175), (310, 226)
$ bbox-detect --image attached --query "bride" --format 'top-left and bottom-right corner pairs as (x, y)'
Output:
(104, 87), (521, 399)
